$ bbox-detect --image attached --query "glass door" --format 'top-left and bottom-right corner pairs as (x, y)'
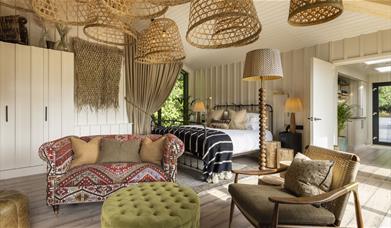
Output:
(373, 82), (391, 146)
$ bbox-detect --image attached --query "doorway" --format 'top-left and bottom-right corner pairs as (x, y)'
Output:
(373, 82), (391, 146)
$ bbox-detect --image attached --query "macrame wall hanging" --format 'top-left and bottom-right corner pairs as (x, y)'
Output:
(73, 37), (123, 111)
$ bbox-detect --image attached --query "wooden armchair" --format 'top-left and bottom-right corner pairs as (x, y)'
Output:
(228, 145), (363, 228)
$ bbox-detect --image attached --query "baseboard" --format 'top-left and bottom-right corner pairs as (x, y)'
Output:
(0, 165), (46, 180)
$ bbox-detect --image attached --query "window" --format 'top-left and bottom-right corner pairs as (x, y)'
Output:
(154, 70), (189, 126)
(373, 82), (391, 145)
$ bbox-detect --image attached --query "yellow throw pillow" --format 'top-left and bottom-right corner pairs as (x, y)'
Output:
(70, 136), (102, 169)
(140, 136), (166, 166)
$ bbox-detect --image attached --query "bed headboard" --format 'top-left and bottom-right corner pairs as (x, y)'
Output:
(212, 103), (273, 133)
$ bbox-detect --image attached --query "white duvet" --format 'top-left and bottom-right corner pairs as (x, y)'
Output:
(183, 125), (273, 155)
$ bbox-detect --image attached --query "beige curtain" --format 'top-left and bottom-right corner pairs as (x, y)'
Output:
(124, 37), (183, 134)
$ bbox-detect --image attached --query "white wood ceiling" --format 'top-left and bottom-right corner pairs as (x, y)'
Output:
(163, 0), (391, 69)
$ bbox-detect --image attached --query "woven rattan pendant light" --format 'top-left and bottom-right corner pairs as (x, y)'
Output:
(135, 18), (185, 64)
(288, 0), (343, 26)
(101, 0), (168, 19)
(83, 0), (138, 46)
(186, 0), (261, 49)
(31, 0), (95, 26)
(146, 0), (191, 6)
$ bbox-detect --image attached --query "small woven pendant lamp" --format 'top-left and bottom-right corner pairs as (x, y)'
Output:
(101, 0), (168, 19)
(31, 0), (95, 26)
(186, 0), (261, 49)
(135, 18), (185, 64)
(288, 0), (343, 26)
(83, 0), (138, 46)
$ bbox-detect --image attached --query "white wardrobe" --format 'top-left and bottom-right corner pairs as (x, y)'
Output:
(0, 41), (74, 178)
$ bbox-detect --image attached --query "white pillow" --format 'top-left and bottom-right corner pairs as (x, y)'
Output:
(246, 113), (259, 130)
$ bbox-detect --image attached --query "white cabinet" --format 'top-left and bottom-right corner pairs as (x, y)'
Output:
(0, 42), (74, 174)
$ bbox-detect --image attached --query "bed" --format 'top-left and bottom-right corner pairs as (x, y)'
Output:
(152, 104), (274, 183)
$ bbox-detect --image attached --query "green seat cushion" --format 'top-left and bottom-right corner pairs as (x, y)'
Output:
(228, 184), (335, 226)
(102, 182), (200, 228)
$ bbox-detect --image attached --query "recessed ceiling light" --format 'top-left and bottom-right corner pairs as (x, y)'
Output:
(375, 66), (391, 73)
(365, 58), (391, 65)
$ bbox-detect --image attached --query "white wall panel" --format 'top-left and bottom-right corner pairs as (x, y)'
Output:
(61, 52), (75, 136)
(15, 44), (31, 168)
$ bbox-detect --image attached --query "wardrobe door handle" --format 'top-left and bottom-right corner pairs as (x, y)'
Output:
(5, 105), (8, 122)
(45, 106), (48, 122)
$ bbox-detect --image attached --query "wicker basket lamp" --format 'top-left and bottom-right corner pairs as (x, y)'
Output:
(243, 49), (283, 170)
(83, 0), (138, 46)
(101, 0), (168, 19)
(288, 0), (344, 26)
(146, 0), (192, 6)
(31, 0), (95, 26)
(135, 18), (185, 64)
(186, 0), (261, 49)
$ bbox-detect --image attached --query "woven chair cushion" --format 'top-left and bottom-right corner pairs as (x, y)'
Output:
(229, 184), (335, 226)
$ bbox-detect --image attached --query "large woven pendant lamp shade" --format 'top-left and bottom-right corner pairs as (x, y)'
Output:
(243, 49), (283, 170)
(101, 0), (168, 19)
(146, 0), (192, 6)
(288, 0), (343, 26)
(31, 0), (95, 26)
(186, 0), (261, 49)
(135, 18), (185, 64)
(83, 0), (138, 46)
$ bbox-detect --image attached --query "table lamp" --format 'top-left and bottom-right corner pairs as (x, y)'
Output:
(285, 97), (303, 134)
(243, 49), (283, 170)
(192, 100), (206, 124)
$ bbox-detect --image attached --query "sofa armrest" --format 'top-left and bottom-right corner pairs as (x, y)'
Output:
(38, 136), (74, 176)
(162, 134), (184, 182)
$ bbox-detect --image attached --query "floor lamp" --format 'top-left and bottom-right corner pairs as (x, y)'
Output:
(243, 49), (283, 170)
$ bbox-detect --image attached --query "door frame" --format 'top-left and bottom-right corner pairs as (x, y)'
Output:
(372, 81), (391, 146)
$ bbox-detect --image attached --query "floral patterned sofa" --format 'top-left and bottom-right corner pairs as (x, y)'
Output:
(38, 134), (184, 213)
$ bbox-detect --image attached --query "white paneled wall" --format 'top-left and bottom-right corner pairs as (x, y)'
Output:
(190, 29), (391, 148)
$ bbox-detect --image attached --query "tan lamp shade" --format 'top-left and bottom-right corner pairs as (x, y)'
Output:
(243, 49), (284, 81)
(285, 97), (303, 113)
(192, 101), (206, 112)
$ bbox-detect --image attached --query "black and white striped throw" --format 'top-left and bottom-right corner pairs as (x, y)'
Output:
(152, 126), (233, 179)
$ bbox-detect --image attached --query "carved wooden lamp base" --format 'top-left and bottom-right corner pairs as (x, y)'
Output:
(259, 86), (267, 170)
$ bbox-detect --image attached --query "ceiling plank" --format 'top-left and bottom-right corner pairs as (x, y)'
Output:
(344, 0), (391, 19)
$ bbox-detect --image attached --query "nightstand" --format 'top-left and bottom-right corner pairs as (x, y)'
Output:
(279, 131), (302, 154)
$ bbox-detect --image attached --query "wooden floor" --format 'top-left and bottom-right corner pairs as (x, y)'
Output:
(1, 146), (390, 228)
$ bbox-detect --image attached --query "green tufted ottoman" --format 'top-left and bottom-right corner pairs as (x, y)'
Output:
(101, 182), (200, 228)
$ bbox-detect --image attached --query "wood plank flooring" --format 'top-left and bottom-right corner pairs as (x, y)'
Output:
(0, 146), (390, 228)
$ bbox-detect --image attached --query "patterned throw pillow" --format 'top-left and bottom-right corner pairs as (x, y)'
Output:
(209, 119), (231, 129)
(284, 153), (334, 197)
(206, 110), (224, 126)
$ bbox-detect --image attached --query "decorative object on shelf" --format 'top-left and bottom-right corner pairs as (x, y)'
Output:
(135, 18), (185, 64)
(288, 0), (344, 26)
(284, 97), (303, 134)
(73, 38), (123, 111)
(243, 48), (283, 170)
(337, 102), (352, 151)
(101, 0), (168, 19)
(31, 0), (95, 26)
(55, 24), (71, 51)
(192, 100), (206, 124)
(186, 0), (261, 49)
(46, 40), (56, 49)
(83, 0), (138, 46)
(146, 0), (191, 6)
(0, 15), (29, 45)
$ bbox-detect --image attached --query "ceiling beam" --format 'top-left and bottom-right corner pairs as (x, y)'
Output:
(344, 0), (391, 19)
